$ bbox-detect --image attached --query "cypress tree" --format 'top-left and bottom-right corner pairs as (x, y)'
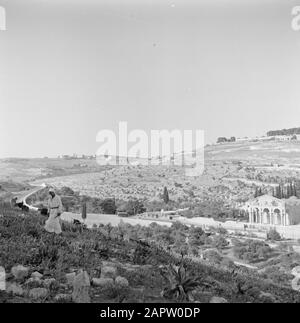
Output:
(276, 185), (282, 199)
(292, 182), (297, 197)
(163, 186), (170, 204)
(82, 202), (87, 220)
(280, 185), (284, 199)
(287, 184), (292, 199)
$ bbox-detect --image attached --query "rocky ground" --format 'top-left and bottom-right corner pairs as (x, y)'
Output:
(1, 204), (300, 303)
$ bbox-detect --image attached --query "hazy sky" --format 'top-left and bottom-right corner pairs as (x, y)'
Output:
(0, 0), (300, 157)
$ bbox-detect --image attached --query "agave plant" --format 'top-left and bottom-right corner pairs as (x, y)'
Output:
(160, 261), (202, 302)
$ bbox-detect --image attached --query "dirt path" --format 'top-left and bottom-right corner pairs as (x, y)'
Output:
(14, 183), (46, 211)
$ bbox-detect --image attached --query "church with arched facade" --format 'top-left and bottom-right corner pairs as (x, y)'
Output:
(244, 195), (300, 226)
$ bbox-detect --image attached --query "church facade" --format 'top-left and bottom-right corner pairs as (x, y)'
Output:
(243, 195), (300, 226)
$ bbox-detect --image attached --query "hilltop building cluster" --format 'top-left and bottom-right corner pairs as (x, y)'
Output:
(58, 154), (96, 160)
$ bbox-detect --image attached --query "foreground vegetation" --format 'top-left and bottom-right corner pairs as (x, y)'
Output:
(1, 203), (300, 303)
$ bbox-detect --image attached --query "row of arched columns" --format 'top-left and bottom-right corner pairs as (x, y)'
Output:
(249, 207), (289, 226)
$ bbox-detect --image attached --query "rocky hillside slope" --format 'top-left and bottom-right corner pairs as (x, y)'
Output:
(0, 204), (300, 303)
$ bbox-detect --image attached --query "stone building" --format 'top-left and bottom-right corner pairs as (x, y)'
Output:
(137, 208), (189, 221)
(243, 195), (300, 226)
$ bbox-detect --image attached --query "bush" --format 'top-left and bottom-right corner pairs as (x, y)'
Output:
(100, 198), (117, 214)
(233, 239), (272, 263)
(189, 227), (207, 247)
(263, 266), (293, 285)
(267, 229), (281, 241)
(122, 200), (146, 216)
(211, 235), (229, 250)
(202, 249), (223, 265)
(216, 227), (228, 235)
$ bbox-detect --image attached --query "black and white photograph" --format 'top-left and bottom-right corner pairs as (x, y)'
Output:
(1, 0), (300, 310)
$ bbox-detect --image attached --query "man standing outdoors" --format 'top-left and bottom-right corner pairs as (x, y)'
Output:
(44, 188), (63, 234)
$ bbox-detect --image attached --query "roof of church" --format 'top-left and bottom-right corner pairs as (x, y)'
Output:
(248, 194), (283, 204)
(255, 194), (281, 201)
(247, 194), (285, 207)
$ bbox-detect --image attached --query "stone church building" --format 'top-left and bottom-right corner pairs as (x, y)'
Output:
(244, 195), (300, 226)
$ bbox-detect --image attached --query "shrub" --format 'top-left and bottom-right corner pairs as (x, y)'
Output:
(233, 239), (272, 263)
(160, 261), (202, 302)
(189, 227), (207, 247)
(202, 249), (223, 265)
(267, 229), (281, 241)
(100, 198), (117, 214)
(211, 235), (229, 250)
(124, 199), (146, 216)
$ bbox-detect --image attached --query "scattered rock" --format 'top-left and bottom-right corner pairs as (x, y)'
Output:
(6, 283), (24, 296)
(59, 283), (68, 290)
(54, 293), (72, 302)
(130, 287), (145, 302)
(120, 263), (142, 272)
(69, 268), (78, 273)
(66, 272), (76, 285)
(92, 277), (114, 288)
(101, 266), (117, 279)
(5, 272), (14, 281)
(24, 277), (43, 288)
(210, 296), (228, 303)
(72, 270), (91, 303)
(11, 265), (29, 281)
(115, 276), (129, 288)
(31, 271), (43, 280)
(29, 287), (48, 300)
(101, 261), (119, 267)
(259, 291), (276, 303)
(43, 278), (56, 288)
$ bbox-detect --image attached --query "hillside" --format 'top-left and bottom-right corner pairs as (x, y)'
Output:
(3, 140), (300, 216)
(205, 140), (300, 163)
(0, 181), (31, 202)
(24, 141), (300, 215)
(1, 204), (300, 303)
(0, 158), (112, 183)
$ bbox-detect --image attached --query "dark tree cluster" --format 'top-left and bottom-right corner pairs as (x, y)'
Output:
(217, 136), (236, 143)
(272, 183), (297, 199)
(267, 127), (300, 137)
(254, 187), (264, 198)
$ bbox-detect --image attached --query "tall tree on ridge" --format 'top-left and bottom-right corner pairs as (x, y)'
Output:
(163, 186), (170, 204)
